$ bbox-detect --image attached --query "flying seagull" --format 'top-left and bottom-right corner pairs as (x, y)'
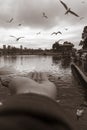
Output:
(42, 12), (48, 19)
(81, 1), (85, 3)
(51, 31), (62, 35)
(10, 35), (24, 41)
(18, 24), (22, 26)
(80, 17), (84, 20)
(7, 18), (13, 23)
(65, 28), (68, 31)
(59, 0), (79, 17)
(36, 32), (41, 35)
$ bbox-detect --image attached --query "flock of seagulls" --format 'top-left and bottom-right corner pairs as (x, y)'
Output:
(40, 0), (82, 38)
(42, 0), (80, 19)
(6, 18), (23, 41)
(38, 0), (85, 40)
(42, 1), (87, 121)
(7, 17), (22, 26)
(4, 0), (87, 127)
(5, 0), (85, 42)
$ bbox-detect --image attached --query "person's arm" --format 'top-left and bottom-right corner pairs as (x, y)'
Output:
(0, 72), (77, 130)
(0, 72), (57, 99)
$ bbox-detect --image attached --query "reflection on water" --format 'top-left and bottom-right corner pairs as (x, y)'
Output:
(0, 55), (87, 110)
(0, 55), (84, 88)
(52, 56), (61, 64)
(0, 55), (87, 129)
(0, 55), (71, 76)
(61, 58), (71, 69)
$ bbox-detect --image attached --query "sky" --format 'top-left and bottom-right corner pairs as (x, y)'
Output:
(0, 0), (86, 49)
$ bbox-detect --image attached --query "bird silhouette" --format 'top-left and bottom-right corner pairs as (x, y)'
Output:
(36, 32), (41, 35)
(65, 28), (68, 31)
(51, 31), (62, 35)
(10, 36), (24, 41)
(7, 18), (13, 23)
(59, 0), (79, 17)
(80, 17), (84, 20)
(81, 1), (85, 3)
(42, 12), (48, 19)
(18, 24), (22, 26)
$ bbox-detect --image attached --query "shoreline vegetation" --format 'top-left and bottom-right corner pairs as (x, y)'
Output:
(0, 49), (71, 56)
(0, 50), (64, 59)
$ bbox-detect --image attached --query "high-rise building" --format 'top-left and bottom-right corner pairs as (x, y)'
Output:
(20, 45), (23, 50)
(3, 45), (6, 50)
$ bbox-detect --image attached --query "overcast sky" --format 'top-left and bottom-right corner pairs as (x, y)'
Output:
(0, 0), (86, 49)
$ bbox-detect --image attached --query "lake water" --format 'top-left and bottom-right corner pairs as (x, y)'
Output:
(0, 55), (71, 77)
(0, 55), (87, 129)
(0, 55), (86, 99)
(0, 55), (85, 100)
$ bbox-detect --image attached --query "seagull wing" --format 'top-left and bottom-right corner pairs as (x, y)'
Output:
(18, 37), (24, 39)
(18, 24), (21, 26)
(59, 0), (68, 10)
(43, 12), (45, 16)
(69, 10), (79, 17)
(43, 12), (48, 18)
(10, 35), (16, 38)
(57, 31), (62, 34)
(80, 17), (84, 20)
(45, 15), (48, 19)
(20, 37), (24, 38)
(9, 18), (13, 23)
(82, 1), (85, 3)
(17, 37), (24, 41)
(37, 32), (41, 35)
(65, 28), (68, 30)
(51, 32), (56, 35)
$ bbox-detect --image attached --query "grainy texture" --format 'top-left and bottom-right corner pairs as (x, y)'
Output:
(0, 73), (87, 130)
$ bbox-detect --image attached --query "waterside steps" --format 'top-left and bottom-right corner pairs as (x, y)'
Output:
(71, 62), (87, 87)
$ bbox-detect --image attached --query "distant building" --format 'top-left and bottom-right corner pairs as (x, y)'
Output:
(3, 45), (6, 50)
(7, 45), (11, 50)
(3, 45), (7, 55)
(20, 45), (23, 50)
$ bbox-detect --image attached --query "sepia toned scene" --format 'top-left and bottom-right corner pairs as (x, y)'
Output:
(0, 0), (87, 130)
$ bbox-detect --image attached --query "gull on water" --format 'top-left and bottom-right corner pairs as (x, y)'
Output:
(76, 108), (84, 120)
